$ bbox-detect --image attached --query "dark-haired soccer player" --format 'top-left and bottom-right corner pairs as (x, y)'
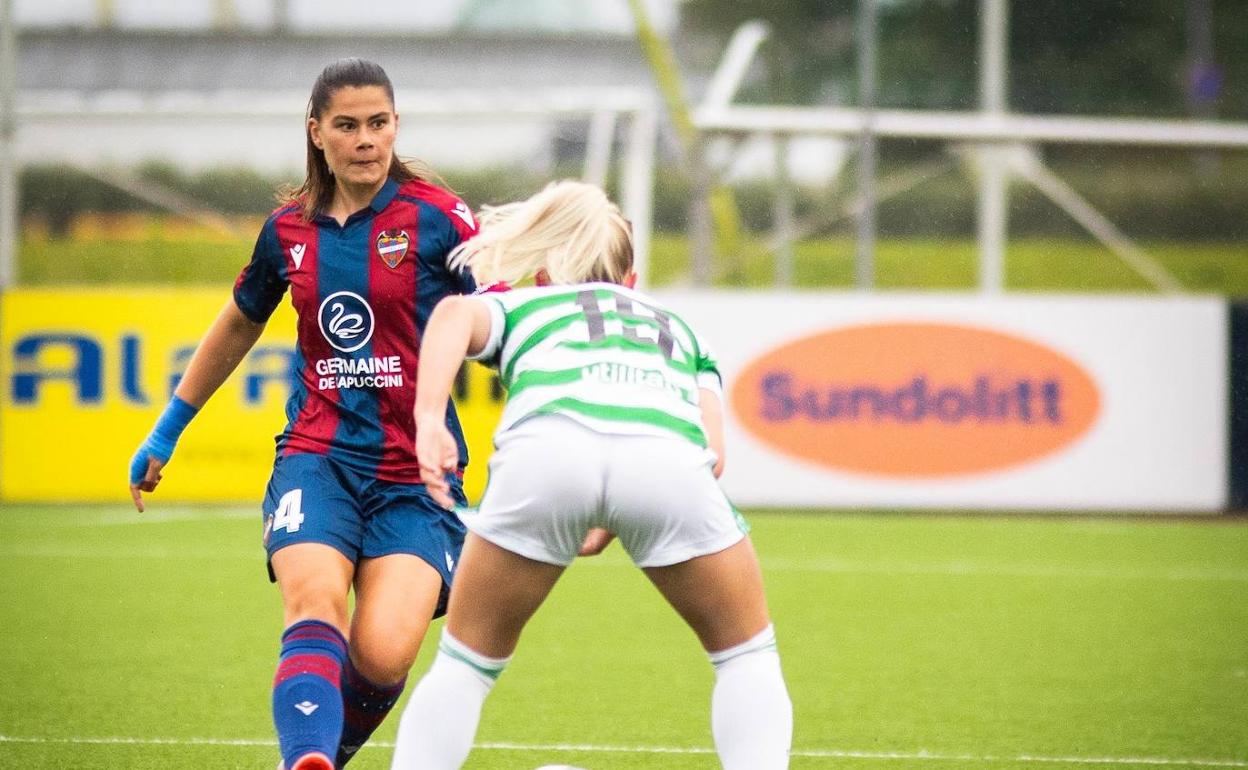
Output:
(129, 58), (477, 770)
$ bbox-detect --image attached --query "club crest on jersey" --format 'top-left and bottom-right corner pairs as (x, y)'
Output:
(376, 229), (410, 268)
(318, 291), (375, 353)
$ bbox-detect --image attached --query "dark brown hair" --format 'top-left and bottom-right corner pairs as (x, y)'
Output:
(282, 58), (435, 219)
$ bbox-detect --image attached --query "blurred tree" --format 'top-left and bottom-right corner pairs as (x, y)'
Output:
(1010, 1), (1187, 116)
(679, 0), (1248, 118)
(1004, 0), (1245, 118)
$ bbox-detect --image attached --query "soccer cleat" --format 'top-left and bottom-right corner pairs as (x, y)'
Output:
(279, 751), (333, 770)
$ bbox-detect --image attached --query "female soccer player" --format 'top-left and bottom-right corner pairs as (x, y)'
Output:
(390, 181), (793, 769)
(127, 59), (478, 770)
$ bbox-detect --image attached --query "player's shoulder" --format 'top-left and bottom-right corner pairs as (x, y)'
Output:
(269, 198), (303, 221)
(396, 179), (477, 237)
(482, 283), (547, 308)
(397, 179), (472, 220)
(246, 201), (304, 258)
(263, 200), (304, 230)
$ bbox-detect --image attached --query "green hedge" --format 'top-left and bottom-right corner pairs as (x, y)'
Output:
(19, 150), (1248, 241)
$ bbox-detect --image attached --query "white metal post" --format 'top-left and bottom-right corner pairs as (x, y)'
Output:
(0, 0), (18, 289)
(583, 110), (618, 188)
(622, 109), (657, 288)
(977, 0), (1009, 292)
(688, 150), (714, 286)
(772, 134), (796, 286)
(856, 0), (878, 289)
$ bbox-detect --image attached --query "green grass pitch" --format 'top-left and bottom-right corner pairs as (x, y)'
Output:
(1, 505), (1246, 769)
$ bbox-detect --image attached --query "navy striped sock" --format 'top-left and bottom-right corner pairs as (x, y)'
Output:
(272, 620), (347, 768)
(335, 657), (406, 767)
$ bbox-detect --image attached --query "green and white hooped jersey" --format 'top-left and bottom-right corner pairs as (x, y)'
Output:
(469, 283), (723, 448)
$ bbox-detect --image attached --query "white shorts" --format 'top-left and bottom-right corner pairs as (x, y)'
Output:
(461, 415), (748, 568)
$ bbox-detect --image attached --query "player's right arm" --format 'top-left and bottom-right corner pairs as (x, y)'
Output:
(128, 301), (266, 511)
(413, 295), (495, 508)
(128, 216), (287, 512)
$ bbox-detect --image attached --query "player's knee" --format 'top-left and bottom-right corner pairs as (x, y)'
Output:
(350, 630), (424, 685)
(351, 649), (414, 686)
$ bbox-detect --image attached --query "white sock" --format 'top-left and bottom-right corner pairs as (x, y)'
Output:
(708, 624), (793, 770)
(390, 631), (510, 770)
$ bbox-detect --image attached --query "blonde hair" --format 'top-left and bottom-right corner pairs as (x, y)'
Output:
(448, 180), (633, 286)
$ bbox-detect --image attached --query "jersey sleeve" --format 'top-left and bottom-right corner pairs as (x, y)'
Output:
(465, 294), (507, 367)
(692, 330), (724, 398)
(448, 209), (479, 296)
(232, 218), (288, 323)
(418, 203), (477, 296)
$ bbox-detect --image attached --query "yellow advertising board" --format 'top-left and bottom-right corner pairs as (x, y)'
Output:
(0, 288), (503, 503)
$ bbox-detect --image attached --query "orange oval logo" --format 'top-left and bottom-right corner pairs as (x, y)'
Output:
(732, 323), (1100, 477)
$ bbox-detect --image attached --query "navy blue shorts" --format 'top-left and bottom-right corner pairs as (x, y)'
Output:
(261, 452), (467, 617)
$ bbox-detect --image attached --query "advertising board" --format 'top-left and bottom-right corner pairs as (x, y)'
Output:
(0, 289), (503, 503)
(657, 291), (1227, 511)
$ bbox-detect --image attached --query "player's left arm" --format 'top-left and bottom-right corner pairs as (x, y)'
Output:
(414, 295), (496, 507)
(700, 387), (726, 478)
(691, 330), (726, 478)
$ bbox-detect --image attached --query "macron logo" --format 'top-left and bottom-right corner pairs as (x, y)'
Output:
(294, 701), (319, 716)
(452, 202), (476, 231)
(290, 243), (306, 270)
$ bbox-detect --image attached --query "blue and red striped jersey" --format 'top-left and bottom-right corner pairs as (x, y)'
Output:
(233, 177), (478, 483)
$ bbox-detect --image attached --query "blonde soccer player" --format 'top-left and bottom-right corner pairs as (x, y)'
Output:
(390, 180), (793, 770)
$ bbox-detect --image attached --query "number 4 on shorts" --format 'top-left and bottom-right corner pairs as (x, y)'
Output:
(273, 489), (305, 533)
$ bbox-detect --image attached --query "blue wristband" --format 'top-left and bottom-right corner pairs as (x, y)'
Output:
(129, 396), (199, 484)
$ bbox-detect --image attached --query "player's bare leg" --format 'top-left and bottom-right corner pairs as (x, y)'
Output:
(270, 544), (355, 770)
(334, 554), (443, 766)
(443, 534), (565, 656)
(273, 543), (354, 629)
(644, 537), (792, 770)
(390, 534), (565, 769)
(351, 553), (443, 680)
(642, 536), (769, 649)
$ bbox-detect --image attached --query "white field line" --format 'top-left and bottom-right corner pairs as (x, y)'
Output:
(0, 734), (1244, 767)
(0, 544), (262, 560)
(0, 507), (257, 527)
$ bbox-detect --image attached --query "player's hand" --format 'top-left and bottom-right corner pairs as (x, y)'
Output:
(416, 416), (459, 509)
(128, 451), (166, 513)
(578, 528), (616, 557)
(128, 396), (198, 513)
